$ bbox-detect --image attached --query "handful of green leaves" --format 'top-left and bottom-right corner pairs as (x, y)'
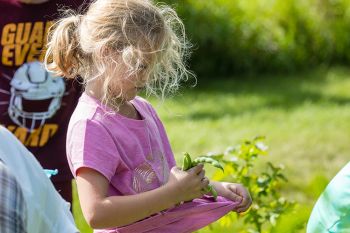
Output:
(181, 152), (224, 200)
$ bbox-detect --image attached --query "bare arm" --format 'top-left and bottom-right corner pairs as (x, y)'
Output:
(76, 165), (207, 229)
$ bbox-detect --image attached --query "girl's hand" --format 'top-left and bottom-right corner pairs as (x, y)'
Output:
(166, 165), (209, 203)
(212, 181), (252, 213)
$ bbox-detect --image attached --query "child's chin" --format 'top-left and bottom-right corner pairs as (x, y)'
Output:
(125, 94), (137, 101)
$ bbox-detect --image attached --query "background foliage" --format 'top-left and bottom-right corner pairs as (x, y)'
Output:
(161, 0), (350, 76)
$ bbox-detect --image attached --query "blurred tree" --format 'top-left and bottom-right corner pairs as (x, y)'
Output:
(159, 0), (350, 77)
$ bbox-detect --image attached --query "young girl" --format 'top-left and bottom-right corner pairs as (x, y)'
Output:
(45, 0), (252, 232)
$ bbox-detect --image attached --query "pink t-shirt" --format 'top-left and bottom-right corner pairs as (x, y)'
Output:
(67, 93), (175, 196)
(67, 93), (240, 233)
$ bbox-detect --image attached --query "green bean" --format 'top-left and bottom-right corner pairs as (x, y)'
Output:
(181, 153), (224, 201)
(192, 156), (224, 172)
(182, 152), (192, 171)
(208, 184), (218, 200)
(203, 184), (218, 200)
(202, 184), (218, 200)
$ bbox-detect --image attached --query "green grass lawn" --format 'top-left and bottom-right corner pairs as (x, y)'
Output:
(73, 66), (350, 232)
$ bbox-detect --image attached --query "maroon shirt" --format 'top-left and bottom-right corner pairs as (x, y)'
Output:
(0, 0), (84, 182)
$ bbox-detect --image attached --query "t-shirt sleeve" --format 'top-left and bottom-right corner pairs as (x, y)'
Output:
(67, 119), (120, 181)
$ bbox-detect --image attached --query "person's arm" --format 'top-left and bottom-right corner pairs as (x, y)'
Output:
(0, 162), (27, 233)
(76, 164), (207, 229)
(210, 181), (252, 213)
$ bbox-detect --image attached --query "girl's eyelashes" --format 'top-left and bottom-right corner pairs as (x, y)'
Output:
(135, 86), (146, 92)
(138, 64), (148, 70)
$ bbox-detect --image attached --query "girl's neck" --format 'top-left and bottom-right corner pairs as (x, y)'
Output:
(85, 82), (104, 103)
(85, 83), (142, 120)
(116, 101), (142, 120)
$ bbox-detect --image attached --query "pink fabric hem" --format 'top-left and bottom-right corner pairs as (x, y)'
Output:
(94, 196), (240, 233)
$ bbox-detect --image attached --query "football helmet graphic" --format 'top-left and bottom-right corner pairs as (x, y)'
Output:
(8, 61), (65, 131)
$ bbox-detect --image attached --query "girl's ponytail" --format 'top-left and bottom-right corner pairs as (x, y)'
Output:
(45, 14), (82, 79)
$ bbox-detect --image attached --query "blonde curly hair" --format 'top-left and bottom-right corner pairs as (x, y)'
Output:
(45, 0), (193, 106)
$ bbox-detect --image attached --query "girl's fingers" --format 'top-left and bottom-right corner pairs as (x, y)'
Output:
(226, 184), (252, 213)
(198, 170), (205, 179)
(228, 192), (243, 203)
(200, 177), (210, 188)
(235, 196), (252, 212)
(238, 197), (251, 208)
(188, 164), (204, 175)
(228, 185), (252, 205)
(236, 204), (251, 213)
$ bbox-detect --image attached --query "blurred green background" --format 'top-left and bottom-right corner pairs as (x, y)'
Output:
(74, 0), (350, 232)
(164, 0), (350, 76)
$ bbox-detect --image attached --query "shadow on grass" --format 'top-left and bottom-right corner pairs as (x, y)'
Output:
(178, 66), (350, 120)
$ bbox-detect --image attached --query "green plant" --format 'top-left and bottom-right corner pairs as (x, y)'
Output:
(206, 137), (295, 233)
